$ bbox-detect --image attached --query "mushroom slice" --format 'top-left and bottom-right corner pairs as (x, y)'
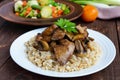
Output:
(65, 32), (74, 40)
(88, 37), (94, 41)
(35, 40), (49, 51)
(75, 40), (85, 53)
(72, 34), (85, 41)
(76, 24), (87, 34)
(36, 33), (43, 42)
(81, 41), (87, 52)
(40, 40), (50, 51)
(76, 24), (88, 38)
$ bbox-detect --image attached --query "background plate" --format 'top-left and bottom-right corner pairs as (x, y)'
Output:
(10, 28), (116, 78)
(0, 0), (83, 26)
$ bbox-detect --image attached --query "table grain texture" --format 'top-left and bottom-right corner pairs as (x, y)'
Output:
(0, 0), (120, 80)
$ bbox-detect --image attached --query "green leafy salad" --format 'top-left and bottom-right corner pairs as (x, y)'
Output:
(55, 18), (78, 33)
(14, 0), (70, 19)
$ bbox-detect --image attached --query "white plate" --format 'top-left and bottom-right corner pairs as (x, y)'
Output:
(10, 28), (116, 78)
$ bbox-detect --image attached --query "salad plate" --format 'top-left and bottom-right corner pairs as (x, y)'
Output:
(10, 28), (116, 78)
(0, 0), (83, 26)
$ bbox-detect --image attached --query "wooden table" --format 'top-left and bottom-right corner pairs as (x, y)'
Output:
(0, 0), (120, 80)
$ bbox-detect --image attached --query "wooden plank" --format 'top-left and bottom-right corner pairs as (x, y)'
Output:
(115, 19), (120, 80)
(117, 19), (120, 49)
(0, 21), (34, 68)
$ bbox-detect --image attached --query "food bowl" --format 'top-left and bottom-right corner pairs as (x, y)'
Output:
(0, 0), (83, 26)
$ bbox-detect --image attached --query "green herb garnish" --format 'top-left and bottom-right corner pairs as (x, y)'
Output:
(55, 18), (78, 33)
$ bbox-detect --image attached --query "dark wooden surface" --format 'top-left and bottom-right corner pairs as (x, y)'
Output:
(0, 0), (120, 80)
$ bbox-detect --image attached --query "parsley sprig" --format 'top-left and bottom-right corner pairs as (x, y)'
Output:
(55, 18), (78, 33)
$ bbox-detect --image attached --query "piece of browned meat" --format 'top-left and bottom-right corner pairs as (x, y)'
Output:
(53, 39), (75, 65)
(42, 25), (58, 36)
(49, 41), (57, 52)
(41, 25), (58, 42)
(51, 28), (65, 40)
(42, 35), (51, 42)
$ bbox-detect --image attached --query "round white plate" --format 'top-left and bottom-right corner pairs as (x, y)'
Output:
(10, 28), (116, 78)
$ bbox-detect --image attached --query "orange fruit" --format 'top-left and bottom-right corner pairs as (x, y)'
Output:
(81, 5), (98, 22)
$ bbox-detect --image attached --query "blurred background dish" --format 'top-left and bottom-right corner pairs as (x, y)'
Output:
(0, 0), (83, 26)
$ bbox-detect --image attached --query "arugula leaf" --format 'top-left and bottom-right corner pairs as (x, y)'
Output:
(55, 18), (78, 33)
